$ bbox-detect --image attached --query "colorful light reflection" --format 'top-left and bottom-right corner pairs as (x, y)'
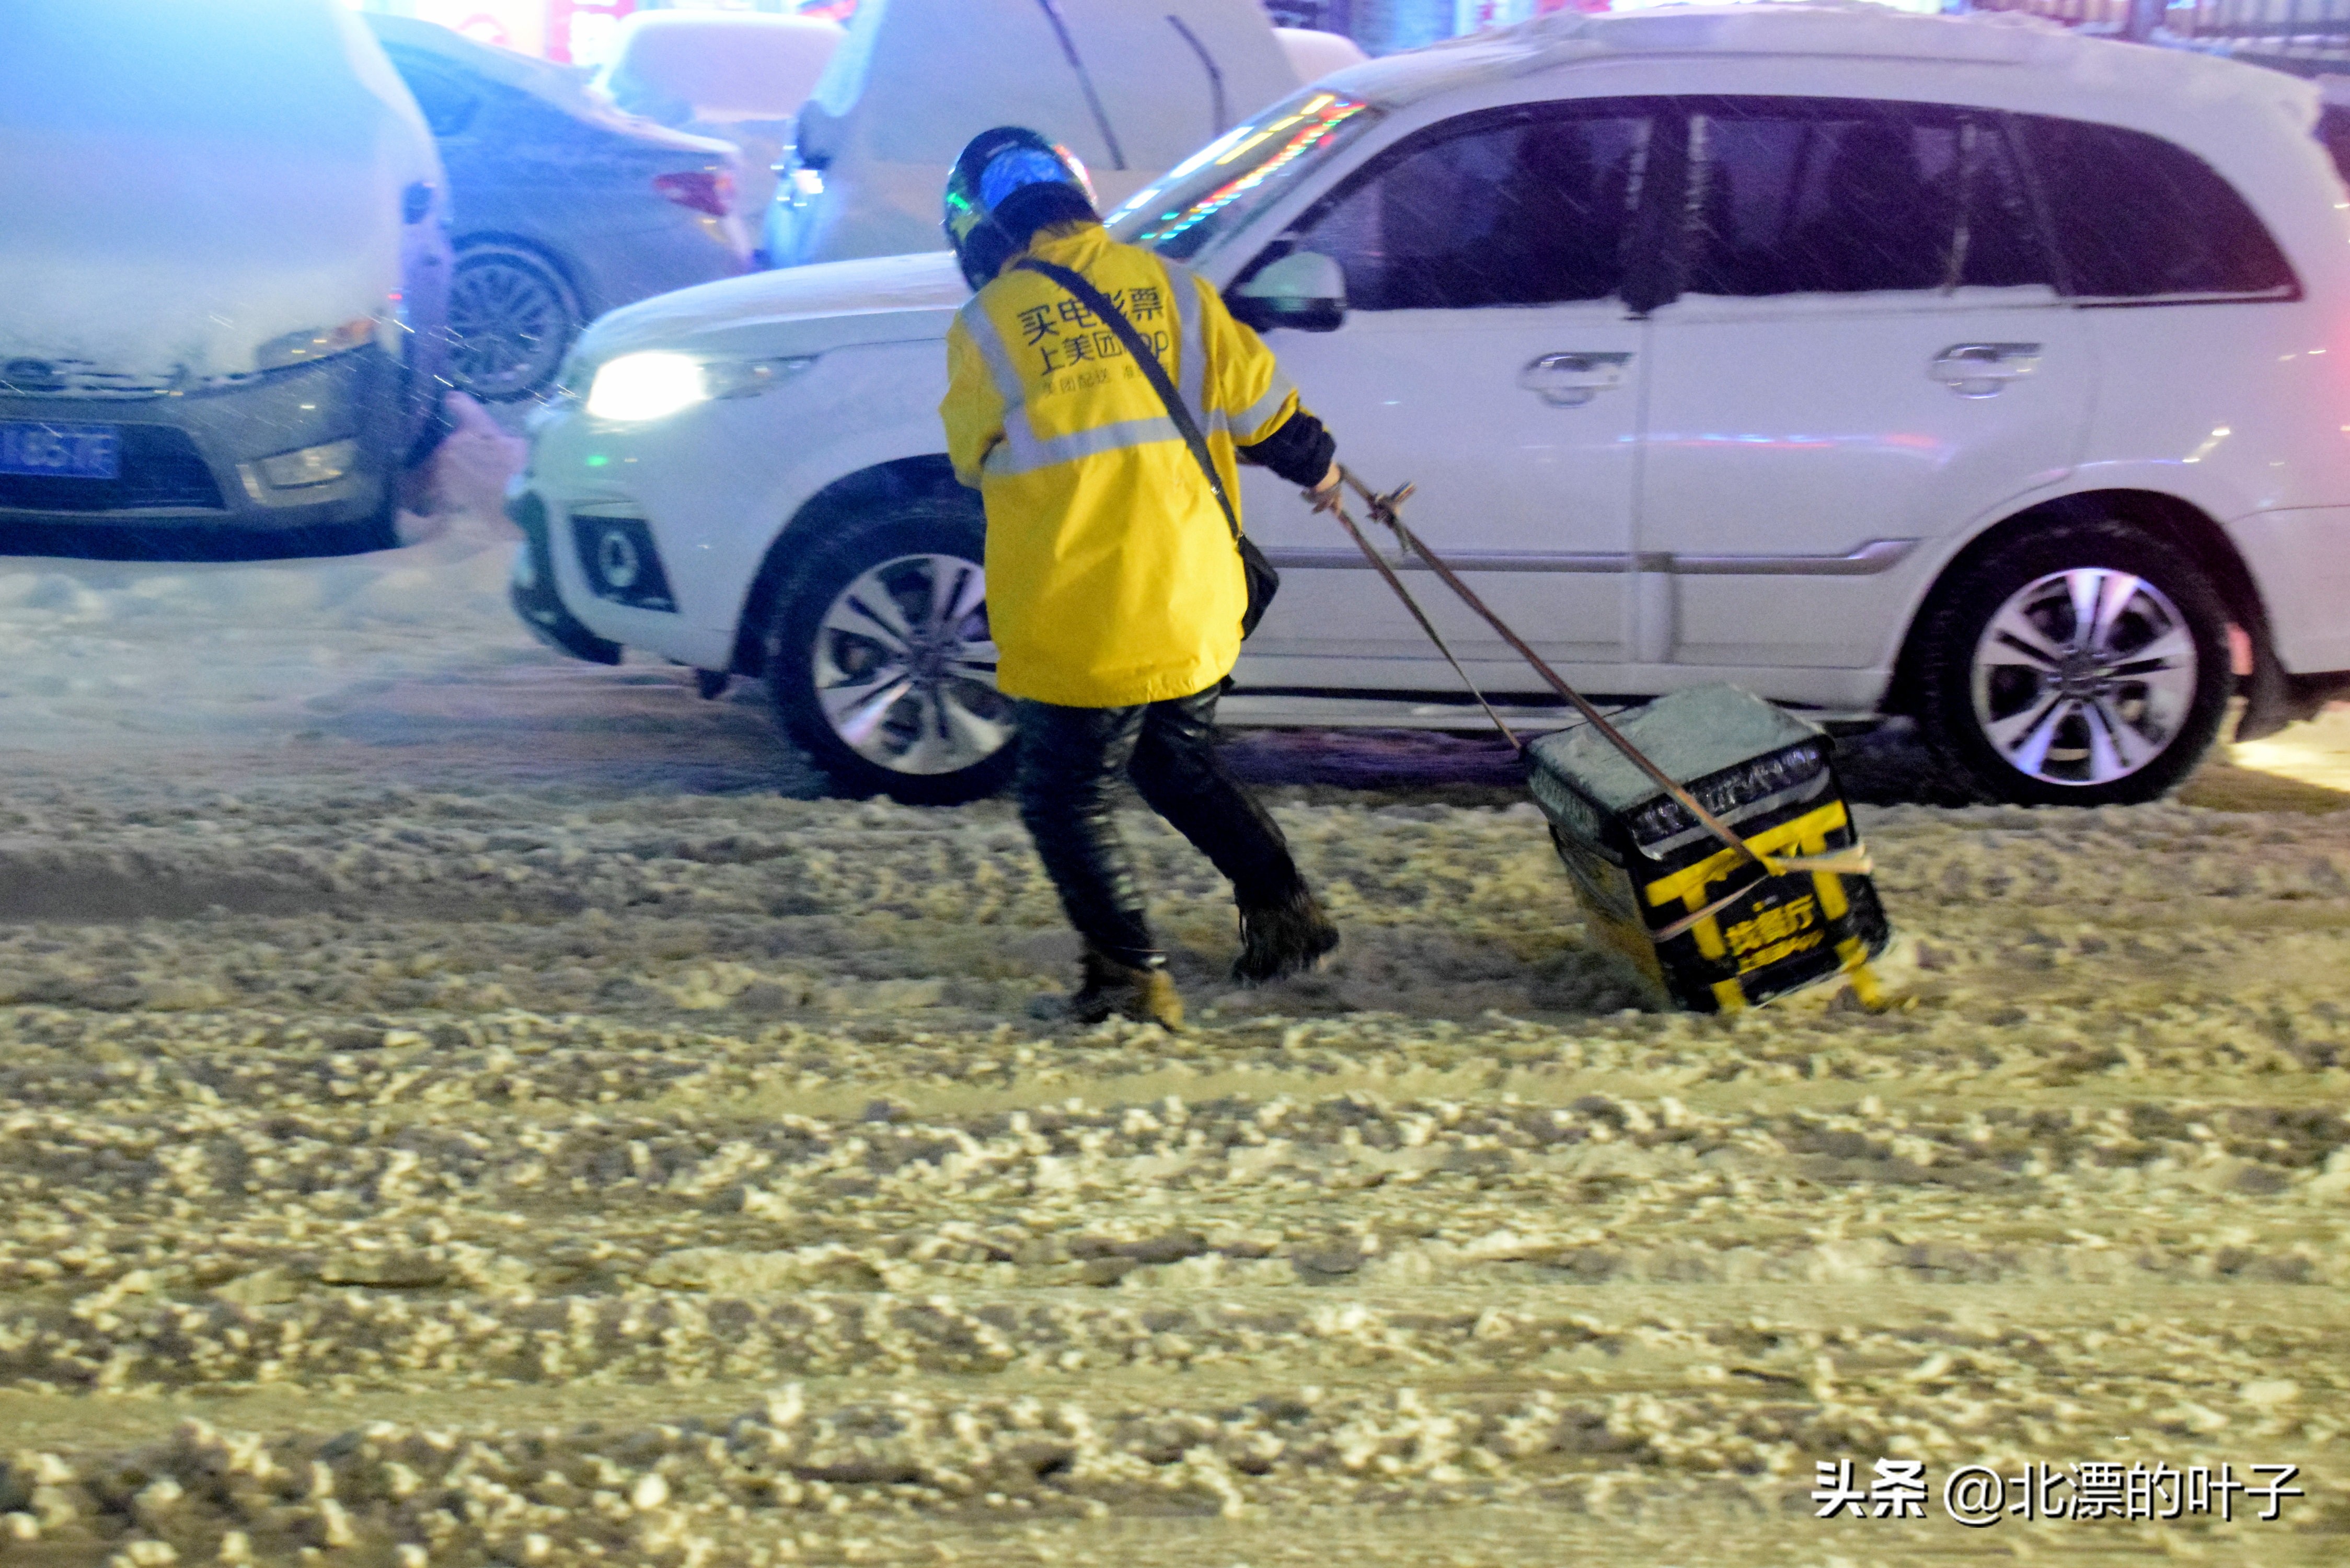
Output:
(1132, 94), (1373, 251)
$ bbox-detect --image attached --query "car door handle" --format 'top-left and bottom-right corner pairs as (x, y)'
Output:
(1519, 351), (1631, 407)
(1930, 342), (2041, 397)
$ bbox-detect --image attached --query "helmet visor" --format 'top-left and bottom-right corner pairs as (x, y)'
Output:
(978, 146), (1082, 212)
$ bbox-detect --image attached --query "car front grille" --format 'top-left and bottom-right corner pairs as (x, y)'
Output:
(0, 359), (181, 397)
(0, 424), (226, 513)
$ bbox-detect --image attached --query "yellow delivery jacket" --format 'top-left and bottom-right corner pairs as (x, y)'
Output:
(941, 222), (1302, 708)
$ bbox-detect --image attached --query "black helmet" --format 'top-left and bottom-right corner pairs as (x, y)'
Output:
(943, 126), (1097, 290)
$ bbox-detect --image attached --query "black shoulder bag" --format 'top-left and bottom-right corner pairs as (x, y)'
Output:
(1012, 257), (1279, 638)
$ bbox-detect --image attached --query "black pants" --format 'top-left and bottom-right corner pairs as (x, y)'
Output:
(1017, 688), (1307, 970)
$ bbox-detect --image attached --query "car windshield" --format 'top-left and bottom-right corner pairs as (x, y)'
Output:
(1105, 90), (1381, 260)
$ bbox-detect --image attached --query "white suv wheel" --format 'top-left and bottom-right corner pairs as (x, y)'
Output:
(767, 502), (1020, 804)
(1917, 517), (2229, 807)
(813, 552), (1006, 777)
(1969, 567), (2201, 789)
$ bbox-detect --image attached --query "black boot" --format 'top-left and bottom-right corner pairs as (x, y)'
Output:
(1232, 892), (1339, 985)
(1069, 949), (1185, 1029)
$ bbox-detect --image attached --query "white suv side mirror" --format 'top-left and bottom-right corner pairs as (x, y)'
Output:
(1230, 250), (1347, 333)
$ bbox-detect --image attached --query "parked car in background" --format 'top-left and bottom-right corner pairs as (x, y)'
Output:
(0, 0), (447, 554)
(514, 6), (2350, 808)
(594, 10), (843, 256)
(763, 0), (1300, 268)
(367, 15), (750, 403)
(1275, 25), (1369, 82)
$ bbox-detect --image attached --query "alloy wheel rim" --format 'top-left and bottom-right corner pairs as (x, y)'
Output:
(1969, 566), (2198, 787)
(811, 553), (1008, 776)
(446, 257), (569, 398)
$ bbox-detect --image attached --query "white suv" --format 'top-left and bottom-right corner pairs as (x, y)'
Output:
(510, 5), (2350, 806)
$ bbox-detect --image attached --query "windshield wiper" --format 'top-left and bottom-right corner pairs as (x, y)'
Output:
(1166, 14), (1228, 140)
(1033, 0), (1126, 171)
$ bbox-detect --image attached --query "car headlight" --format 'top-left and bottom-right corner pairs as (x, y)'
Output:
(584, 351), (815, 422)
(256, 318), (377, 373)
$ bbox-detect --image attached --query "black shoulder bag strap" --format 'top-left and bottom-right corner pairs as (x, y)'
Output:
(1011, 256), (1278, 637)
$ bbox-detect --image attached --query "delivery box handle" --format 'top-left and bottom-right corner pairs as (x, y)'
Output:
(1328, 466), (1872, 885)
(1317, 495), (1525, 752)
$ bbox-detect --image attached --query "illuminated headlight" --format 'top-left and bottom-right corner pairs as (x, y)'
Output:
(584, 351), (815, 422)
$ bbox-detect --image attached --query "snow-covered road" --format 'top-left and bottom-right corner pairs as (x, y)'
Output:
(1, 425), (2345, 1564)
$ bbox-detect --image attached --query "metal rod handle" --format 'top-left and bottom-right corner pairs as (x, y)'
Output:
(1321, 494), (1522, 752)
(1336, 465), (1776, 879)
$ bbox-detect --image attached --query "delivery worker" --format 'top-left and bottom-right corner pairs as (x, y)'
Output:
(938, 126), (1342, 1030)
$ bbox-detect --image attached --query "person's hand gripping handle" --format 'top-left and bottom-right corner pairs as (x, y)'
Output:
(1302, 462), (1344, 513)
(1340, 466), (1415, 534)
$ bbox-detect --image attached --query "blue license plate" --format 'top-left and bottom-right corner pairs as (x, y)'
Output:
(0, 421), (120, 480)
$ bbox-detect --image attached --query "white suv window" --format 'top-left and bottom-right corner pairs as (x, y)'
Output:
(2013, 115), (2297, 301)
(1283, 103), (1654, 309)
(1680, 98), (2045, 298)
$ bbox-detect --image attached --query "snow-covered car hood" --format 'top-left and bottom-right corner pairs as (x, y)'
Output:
(367, 13), (738, 160)
(597, 11), (842, 124)
(0, 0), (439, 385)
(573, 249), (970, 363)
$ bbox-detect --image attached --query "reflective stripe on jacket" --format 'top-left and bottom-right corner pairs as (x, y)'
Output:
(941, 223), (1301, 708)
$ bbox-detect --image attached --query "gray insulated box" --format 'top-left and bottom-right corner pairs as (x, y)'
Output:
(1525, 685), (1890, 1012)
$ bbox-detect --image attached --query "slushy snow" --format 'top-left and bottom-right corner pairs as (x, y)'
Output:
(0, 401), (2344, 1564)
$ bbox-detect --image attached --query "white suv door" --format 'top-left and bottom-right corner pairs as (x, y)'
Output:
(1636, 98), (2094, 675)
(1230, 100), (1662, 692)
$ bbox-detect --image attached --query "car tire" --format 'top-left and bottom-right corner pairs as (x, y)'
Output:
(444, 244), (580, 402)
(1915, 517), (2230, 806)
(765, 501), (1018, 805)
